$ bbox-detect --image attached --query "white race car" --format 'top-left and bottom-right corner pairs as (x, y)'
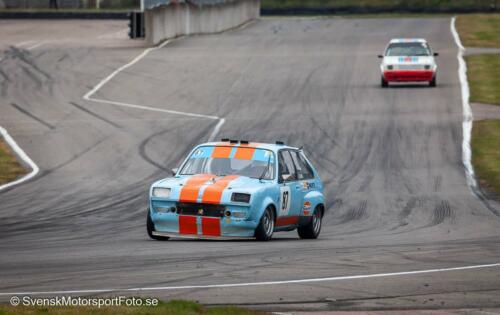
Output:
(378, 38), (438, 87)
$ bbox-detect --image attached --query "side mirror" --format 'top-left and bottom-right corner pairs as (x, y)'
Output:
(434, 52), (439, 56)
(171, 168), (178, 176)
(281, 173), (292, 182)
(377, 55), (384, 58)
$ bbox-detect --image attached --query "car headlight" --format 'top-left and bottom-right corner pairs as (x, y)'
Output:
(231, 193), (251, 203)
(424, 64), (431, 70)
(387, 65), (393, 70)
(152, 187), (171, 198)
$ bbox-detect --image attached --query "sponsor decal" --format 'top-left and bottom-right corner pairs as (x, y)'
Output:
(399, 57), (419, 63)
(302, 181), (316, 191)
(303, 201), (311, 216)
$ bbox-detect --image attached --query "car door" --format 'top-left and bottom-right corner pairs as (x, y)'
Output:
(277, 150), (303, 224)
(289, 150), (317, 215)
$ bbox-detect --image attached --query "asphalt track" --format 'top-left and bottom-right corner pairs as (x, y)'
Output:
(1, 17), (500, 312)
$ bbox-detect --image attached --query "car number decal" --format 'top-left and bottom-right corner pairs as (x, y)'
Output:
(279, 186), (291, 216)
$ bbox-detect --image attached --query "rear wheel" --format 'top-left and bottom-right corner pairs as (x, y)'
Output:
(429, 75), (437, 87)
(298, 207), (322, 239)
(381, 76), (389, 88)
(147, 208), (169, 241)
(255, 206), (274, 241)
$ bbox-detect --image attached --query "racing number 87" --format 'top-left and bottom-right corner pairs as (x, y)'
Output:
(281, 190), (289, 212)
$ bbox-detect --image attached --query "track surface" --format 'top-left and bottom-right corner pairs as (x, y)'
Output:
(1, 18), (500, 311)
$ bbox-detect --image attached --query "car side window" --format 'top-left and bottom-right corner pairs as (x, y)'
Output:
(278, 151), (297, 182)
(290, 150), (314, 180)
(298, 152), (315, 179)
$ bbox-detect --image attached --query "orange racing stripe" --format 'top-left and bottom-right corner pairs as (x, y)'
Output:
(201, 175), (239, 204)
(212, 146), (232, 159)
(201, 217), (221, 236)
(234, 147), (256, 160)
(179, 174), (214, 203)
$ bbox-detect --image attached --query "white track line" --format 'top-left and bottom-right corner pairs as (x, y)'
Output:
(1, 262), (499, 296)
(83, 39), (225, 141)
(0, 126), (39, 192)
(451, 17), (477, 193)
(15, 40), (36, 48)
(27, 41), (47, 50)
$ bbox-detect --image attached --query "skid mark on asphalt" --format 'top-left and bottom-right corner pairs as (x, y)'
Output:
(10, 103), (55, 130)
(82, 38), (225, 142)
(68, 101), (122, 129)
(432, 200), (455, 226)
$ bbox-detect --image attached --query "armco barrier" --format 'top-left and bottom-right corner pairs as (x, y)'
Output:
(144, 0), (259, 45)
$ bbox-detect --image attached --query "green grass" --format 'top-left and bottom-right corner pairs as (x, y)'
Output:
(0, 299), (263, 315)
(0, 138), (26, 186)
(472, 120), (500, 195)
(456, 14), (500, 47)
(262, 0), (499, 11)
(465, 54), (500, 105)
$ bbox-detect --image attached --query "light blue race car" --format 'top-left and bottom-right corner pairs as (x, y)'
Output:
(147, 139), (325, 241)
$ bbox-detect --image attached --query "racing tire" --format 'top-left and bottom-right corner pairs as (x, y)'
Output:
(381, 76), (389, 88)
(429, 75), (437, 87)
(255, 206), (275, 241)
(147, 208), (170, 241)
(297, 207), (322, 239)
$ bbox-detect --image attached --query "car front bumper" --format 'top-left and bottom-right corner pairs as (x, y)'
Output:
(151, 211), (260, 238)
(383, 70), (435, 82)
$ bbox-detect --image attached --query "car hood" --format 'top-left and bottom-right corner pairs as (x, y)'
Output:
(151, 174), (271, 204)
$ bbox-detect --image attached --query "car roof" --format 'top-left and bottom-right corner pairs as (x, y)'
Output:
(199, 141), (298, 152)
(389, 38), (427, 44)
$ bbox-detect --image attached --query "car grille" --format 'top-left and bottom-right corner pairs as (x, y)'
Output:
(396, 64), (425, 70)
(176, 202), (226, 217)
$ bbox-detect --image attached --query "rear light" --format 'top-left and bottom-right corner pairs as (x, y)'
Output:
(231, 193), (251, 203)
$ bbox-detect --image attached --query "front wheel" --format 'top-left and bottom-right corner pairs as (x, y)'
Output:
(147, 208), (169, 241)
(255, 207), (275, 241)
(429, 75), (437, 87)
(381, 76), (389, 88)
(298, 207), (322, 239)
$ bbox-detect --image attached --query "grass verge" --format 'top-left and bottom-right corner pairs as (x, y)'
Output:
(472, 120), (500, 196)
(456, 13), (500, 48)
(465, 54), (500, 105)
(262, 0), (498, 11)
(0, 299), (263, 315)
(0, 137), (26, 186)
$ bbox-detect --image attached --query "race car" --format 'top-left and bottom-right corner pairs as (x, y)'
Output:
(147, 139), (325, 241)
(378, 38), (438, 87)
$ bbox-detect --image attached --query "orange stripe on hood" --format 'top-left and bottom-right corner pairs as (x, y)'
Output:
(179, 174), (215, 203)
(201, 175), (239, 204)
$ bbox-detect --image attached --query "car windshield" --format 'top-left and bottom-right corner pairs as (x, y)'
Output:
(386, 42), (431, 56)
(180, 146), (275, 180)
